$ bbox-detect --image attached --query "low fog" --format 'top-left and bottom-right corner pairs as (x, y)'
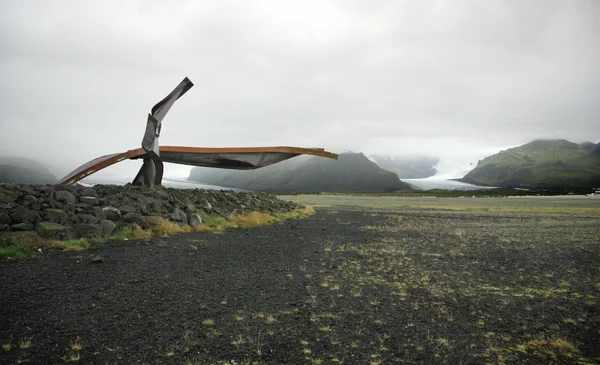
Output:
(1, 0), (599, 179)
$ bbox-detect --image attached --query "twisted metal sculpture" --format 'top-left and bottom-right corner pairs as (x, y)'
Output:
(58, 78), (337, 187)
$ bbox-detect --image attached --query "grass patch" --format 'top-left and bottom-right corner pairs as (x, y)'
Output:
(232, 212), (275, 228)
(61, 239), (90, 251)
(520, 337), (580, 360)
(112, 224), (153, 240)
(0, 241), (34, 258)
(152, 221), (192, 236)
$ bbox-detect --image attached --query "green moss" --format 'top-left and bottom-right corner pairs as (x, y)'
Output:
(0, 242), (34, 258)
(62, 240), (90, 251)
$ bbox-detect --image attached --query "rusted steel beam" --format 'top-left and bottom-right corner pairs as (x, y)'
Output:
(58, 147), (338, 185)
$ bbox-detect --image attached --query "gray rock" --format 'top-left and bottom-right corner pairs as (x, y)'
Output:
(188, 245), (198, 252)
(136, 195), (154, 206)
(66, 211), (81, 225)
(157, 240), (168, 247)
(0, 231), (41, 240)
(0, 212), (11, 225)
(170, 208), (187, 223)
(119, 204), (137, 215)
(123, 213), (149, 229)
(137, 203), (150, 216)
(184, 203), (196, 217)
(102, 206), (121, 221)
(77, 214), (99, 224)
(231, 209), (245, 216)
(0, 224), (9, 231)
(154, 190), (171, 201)
(201, 199), (213, 211)
(146, 216), (167, 226)
(0, 188), (18, 204)
(10, 206), (40, 224)
(80, 196), (99, 206)
(73, 223), (102, 238)
(91, 255), (103, 263)
(92, 206), (106, 219)
(36, 221), (74, 240)
(100, 219), (116, 236)
(54, 190), (77, 204)
(189, 213), (202, 228)
(103, 194), (120, 207)
(174, 198), (185, 209)
(81, 187), (99, 198)
(22, 195), (37, 206)
(11, 223), (34, 231)
(40, 209), (65, 225)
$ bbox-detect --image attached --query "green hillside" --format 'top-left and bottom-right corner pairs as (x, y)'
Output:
(461, 140), (600, 190)
(188, 152), (411, 192)
(0, 157), (57, 184)
(370, 155), (438, 178)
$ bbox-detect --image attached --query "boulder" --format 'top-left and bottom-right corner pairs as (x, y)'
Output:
(81, 187), (99, 198)
(123, 213), (149, 229)
(184, 203), (196, 217)
(119, 204), (137, 215)
(0, 231), (41, 240)
(73, 223), (102, 238)
(92, 207), (106, 219)
(54, 190), (77, 204)
(154, 190), (170, 201)
(189, 213), (202, 228)
(11, 223), (34, 231)
(146, 216), (167, 226)
(44, 209), (68, 224)
(36, 221), (74, 240)
(10, 206), (40, 224)
(66, 211), (81, 225)
(100, 220), (116, 236)
(80, 196), (99, 206)
(22, 195), (38, 206)
(102, 206), (121, 221)
(0, 188), (18, 204)
(77, 214), (99, 224)
(170, 208), (187, 223)
(0, 212), (11, 225)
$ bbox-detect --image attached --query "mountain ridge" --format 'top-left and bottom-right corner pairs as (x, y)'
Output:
(188, 152), (411, 192)
(460, 139), (600, 190)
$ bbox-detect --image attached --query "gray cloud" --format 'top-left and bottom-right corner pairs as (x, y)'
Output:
(1, 0), (599, 178)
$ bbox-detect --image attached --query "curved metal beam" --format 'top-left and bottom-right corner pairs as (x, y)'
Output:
(58, 146), (338, 185)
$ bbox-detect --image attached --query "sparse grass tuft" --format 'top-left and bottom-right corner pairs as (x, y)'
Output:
(202, 319), (215, 326)
(0, 241), (34, 258)
(152, 221), (191, 236)
(113, 224), (153, 240)
(62, 239), (90, 252)
(523, 337), (579, 359)
(231, 211), (275, 228)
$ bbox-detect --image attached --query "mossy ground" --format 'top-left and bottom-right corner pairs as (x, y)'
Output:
(1, 197), (598, 364)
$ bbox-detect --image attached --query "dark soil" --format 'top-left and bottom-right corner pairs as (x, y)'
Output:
(1, 205), (599, 364)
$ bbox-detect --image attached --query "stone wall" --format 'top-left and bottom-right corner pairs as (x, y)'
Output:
(0, 184), (301, 241)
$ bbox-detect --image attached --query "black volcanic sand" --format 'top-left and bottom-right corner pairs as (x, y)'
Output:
(1, 205), (599, 364)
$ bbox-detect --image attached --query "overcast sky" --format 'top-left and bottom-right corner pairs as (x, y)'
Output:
(1, 0), (599, 178)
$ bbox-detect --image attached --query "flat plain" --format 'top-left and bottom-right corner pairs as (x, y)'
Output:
(1, 195), (599, 364)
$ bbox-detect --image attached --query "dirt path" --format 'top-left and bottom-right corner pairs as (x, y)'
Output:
(1, 200), (599, 364)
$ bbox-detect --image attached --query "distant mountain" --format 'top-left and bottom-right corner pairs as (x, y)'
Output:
(0, 157), (58, 184)
(369, 155), (438, 179)
(461, 140), (600, 190)
(188, 152), (411, 192)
